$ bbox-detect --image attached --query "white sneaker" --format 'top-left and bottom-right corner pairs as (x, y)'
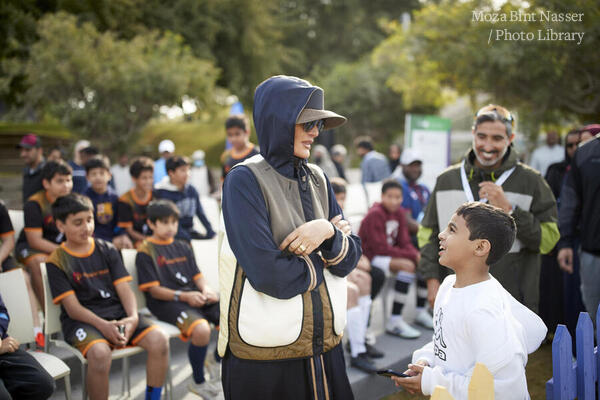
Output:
(415, 309), (434, 330)
(188, 379), (224, 399)
(365, 331), (376, 346)
(386, 318), (421, 339)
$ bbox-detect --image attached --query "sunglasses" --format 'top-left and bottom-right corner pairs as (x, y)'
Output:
(566, 142), (579, 149)
(303, 119), (325, 133)
(475, 105), (515, 128)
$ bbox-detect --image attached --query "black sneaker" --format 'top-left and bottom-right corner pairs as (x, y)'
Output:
(350, 353), (378, 374)
(365, 343), (384, 359)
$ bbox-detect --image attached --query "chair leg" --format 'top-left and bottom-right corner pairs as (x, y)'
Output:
(63, 374), (72, 400)
(81, 364), (87, 400)
(166, 365), (173, 400)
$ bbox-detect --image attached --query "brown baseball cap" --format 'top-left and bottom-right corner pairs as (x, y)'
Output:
(296, 88), (347, 130)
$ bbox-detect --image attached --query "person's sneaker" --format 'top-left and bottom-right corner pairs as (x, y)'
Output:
(365, 331), (376, 346)
(35, 332), (45, 348)
(188, 379), (224, 399)
(350, 353), (378, 374)
(415, 309), (434, 330)
(365, 343), (384, 359)
(386, 319), (421, 339)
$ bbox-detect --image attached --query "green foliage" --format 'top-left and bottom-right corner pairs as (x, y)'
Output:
(21, 12), (219, 152)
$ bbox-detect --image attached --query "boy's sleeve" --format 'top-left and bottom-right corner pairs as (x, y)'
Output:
(135, 251), (160, 291)
(362, 211), (417, 260)
(117, 199), (133, 229)
(192, 187), (215, 238)
(23, 200), (43, 231)
(47, 261), (76, 304)
(0, 203), (14, 237)
(411, 340), (435, 367)
(186, 243), (203, 281)
(104, 242), (132, 286)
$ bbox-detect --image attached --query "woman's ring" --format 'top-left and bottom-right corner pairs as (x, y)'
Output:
(299, 244), (306, 252)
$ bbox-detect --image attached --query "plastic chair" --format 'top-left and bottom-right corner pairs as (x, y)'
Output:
(121, 249), (177, 400)
(40, 263), (144, 400)
(7, 209), (23, 241)
(0, 268), (72, 400)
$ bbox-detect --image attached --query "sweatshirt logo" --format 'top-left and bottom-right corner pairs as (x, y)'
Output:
(433, 308), (447, 361)
(157, 255), (167, 267)
(72, 271), (83, 284)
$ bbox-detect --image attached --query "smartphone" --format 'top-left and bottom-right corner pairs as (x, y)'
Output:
(118, 325), (125, 336)
(377, 369), (410, 378)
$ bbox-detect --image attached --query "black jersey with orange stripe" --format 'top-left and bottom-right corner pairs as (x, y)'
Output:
(135, 238), (202, 307)
(17, 190), (63, 247)
(46, 238), (132, 322)
(117, 189), (153, 236)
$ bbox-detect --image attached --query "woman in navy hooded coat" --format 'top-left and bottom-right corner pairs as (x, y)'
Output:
(220, 75), (362, 399)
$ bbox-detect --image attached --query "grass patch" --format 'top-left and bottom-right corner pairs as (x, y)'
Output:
(381, 343), (552, 400)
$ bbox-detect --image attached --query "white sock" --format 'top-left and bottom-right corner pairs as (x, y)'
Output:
(346, 306), (366, 357)
(358, 295), (372, 337)
(33, 326), (42, 336)
(388, 314), (405, 327)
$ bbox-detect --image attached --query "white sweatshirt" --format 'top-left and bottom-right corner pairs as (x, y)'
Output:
(412, 275), (547, 399)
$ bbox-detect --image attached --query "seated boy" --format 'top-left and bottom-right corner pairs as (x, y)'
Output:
(135, 200), (221, 397)
(221, 114), (259, 179)
(118, 156), (154, 247)
(358, 179), (432, 339)
(0, 292), (55, 399)
(16, 160), (72, 312)
(47, 193), (168, 400)
(154, 156), (215, 242)
(392, 202), (546, 398)
(84, 156), (132, 250)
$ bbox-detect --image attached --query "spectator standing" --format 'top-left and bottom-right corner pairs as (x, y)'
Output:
(17, 134), (45, 203)
(529, 131), (564, 177)
(331, 144), (348, 181)
(355, 137), (391, 183)
(68, 139), (90, 194)
(154, 140), (175, 185)
(312, 144), (339, 178)
(388, 143), (402, 174)
(110, 154), (132, 196)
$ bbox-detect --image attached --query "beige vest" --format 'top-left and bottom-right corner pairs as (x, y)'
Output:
(218, 154), (347, 360)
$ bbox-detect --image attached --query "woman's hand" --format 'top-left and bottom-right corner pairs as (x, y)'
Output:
(330, 215), (351, 235)
(279, 219), (334, 257)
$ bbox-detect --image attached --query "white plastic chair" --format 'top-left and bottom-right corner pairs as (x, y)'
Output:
(7, 209), (23, 241)
(40, 263), (144, 400)
(343, 184), (369, 216)
(191, 238), (219, 291)
(364, 182), (383, 207)
(0, 268), (72, 400)
(121, 249), (178, 400)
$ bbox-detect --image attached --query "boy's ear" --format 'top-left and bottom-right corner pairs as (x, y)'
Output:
(146, 219), (155, 231)
(42, 178), (50, 190)
(55, 219), (65, 233)
(473, 239), (491, 259)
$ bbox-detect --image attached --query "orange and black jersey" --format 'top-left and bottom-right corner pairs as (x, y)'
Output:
(47, 239), (132, 322)
(136, 238), (202, 306)
(117, 189), (153, 236)
(0, 201), (14, 241)
(17, 190), (63, 247)
(221, 145), (259, 178)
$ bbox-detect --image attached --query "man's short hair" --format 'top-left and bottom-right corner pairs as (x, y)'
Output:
(129, 156), (154, 178)
(166, 156), (190, 173)
(147, 200), (180, 223)
(381, 179), (402, 194)
(330, 177), (347, 195)
(41, 160), (72, 182)
(472, 104), (514, 137)
(84, 156), (110, 173)
(456, 202), (516, 265)
(225, 114), (249, 132)
(355, 136), (374, 151)
(52, 193), (94, 223)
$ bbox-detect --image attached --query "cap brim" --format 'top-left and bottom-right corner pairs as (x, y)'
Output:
(297, 108), (347, 130)
(16, 144), (34, 149)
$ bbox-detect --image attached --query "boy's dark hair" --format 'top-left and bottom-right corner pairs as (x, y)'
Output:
(52, 193), (94, 223)
(147, 200), (180, 223)
(84, 155), (110, 173)
(130, 156), (154, 178)
(225, 114), (249, 132)
(381, 178), (403, 194)
(41, 160), (72, 182)
(330, 177), (347, 195)
(80, 146), (100, 157)
(456, 202), (516, 265)
(166, 156), (190, 173)
(355, 136), (374, 151)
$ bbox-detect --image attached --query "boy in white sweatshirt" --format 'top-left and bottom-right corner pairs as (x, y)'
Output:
(392, 202), (546, 399)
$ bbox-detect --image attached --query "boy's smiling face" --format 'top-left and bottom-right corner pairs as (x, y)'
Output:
(134, 170), (154, 193)
(87, 167), (111, 194)
(438, 213), (479, 269)
(381, 187), (403, 214)
(43, 173), (73, 199)
(148, 216), (178, 241)
(57, 210), (95, 247)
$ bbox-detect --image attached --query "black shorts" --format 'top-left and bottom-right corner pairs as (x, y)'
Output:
(15, 241), (45, 264)
(62, 313), (157, 357)
(149, 301), (219, 340)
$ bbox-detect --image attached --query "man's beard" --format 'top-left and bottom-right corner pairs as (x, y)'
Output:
(473, 141), (508, 167)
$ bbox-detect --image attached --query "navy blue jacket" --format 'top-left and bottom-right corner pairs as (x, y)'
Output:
(154, 181), (215, 242)
(222, 76), (361, 299)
